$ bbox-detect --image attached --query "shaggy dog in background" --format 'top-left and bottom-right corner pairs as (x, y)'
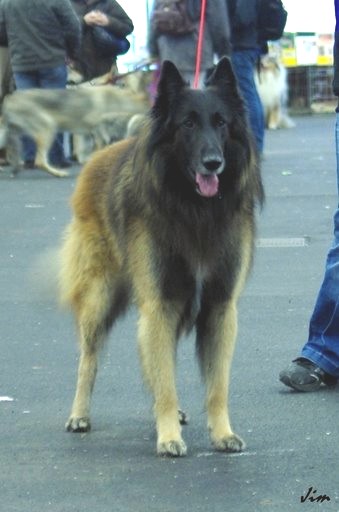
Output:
(255, 55), (295, 130)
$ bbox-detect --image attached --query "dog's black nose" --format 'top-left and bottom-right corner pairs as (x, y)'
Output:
(202, 155), (224, 173)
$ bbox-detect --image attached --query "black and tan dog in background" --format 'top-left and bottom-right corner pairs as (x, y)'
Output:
(59, 57), (264, 456)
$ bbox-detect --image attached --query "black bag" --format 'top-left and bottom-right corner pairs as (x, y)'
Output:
(257, 0), (288, 42)
(91, 26), (130, 57)
(151, 0), (196, 36)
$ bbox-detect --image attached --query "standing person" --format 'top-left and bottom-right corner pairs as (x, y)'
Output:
(70, 0), (134, 81)
(279, 0), (339, 392)
(0, 0), (81, 169)
(148, 0), (231, 87)
(226, 0), (265, 154)
(0, 43), (12, 165)
(0, 45), (12, 107)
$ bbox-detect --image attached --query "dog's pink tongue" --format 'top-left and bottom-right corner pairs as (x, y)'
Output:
(196, 173), (219, 197)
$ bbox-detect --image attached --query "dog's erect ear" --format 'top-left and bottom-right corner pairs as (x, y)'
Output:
(159, 60), (187, 91)
(148, 61), (188, 154)
(152, 60), (187, 118)
(204, 56), (238, 94)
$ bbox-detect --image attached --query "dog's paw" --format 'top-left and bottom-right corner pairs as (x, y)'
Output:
(157, 439), (187, 457)
(212, 433), (246, 453)
(65, 416), (91, 433)
(53, 169), (69, 178)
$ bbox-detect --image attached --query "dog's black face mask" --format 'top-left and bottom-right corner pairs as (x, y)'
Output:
(149, 57), (250, 199)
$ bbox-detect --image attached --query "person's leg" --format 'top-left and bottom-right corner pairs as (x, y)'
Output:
(39, 65), (68, 165)
(0, 48), (12, 163)
(0, 47), (12, 104)
(300, 114), (339, 376)
(13, 71), (38, 90)
(231, 50), (265, 154)
(280, 113), (339, 390)
(13, 71), (38, 163)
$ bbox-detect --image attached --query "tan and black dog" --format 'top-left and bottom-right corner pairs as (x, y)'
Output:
(59, 57), (264, 456)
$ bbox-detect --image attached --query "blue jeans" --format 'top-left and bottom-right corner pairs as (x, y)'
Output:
(301, 112), (339, 377)
(13, 65), (67, 164)
(231, 50), (265, 153)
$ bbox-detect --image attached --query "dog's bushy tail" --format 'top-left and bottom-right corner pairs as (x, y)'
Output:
(28, 247), (61, 305)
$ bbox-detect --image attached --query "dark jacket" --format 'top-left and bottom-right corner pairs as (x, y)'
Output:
(334, 0), (339, 98)
(71, 0), (134, 80)
(0, 0), (81, 73)
(148, 0), (231, 74)
(226, 0), (260, 51)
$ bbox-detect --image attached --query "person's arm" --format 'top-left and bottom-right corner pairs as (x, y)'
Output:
(232, 0), (257, 28)
(54, 0), (82, 59)
(207, 0), (232, 58)
(333, 30), (339, 97)
(97, 0), (134, 38)
(0, 5), (8, 46)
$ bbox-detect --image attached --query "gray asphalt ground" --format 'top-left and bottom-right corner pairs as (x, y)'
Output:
(1, 114), (339, 512)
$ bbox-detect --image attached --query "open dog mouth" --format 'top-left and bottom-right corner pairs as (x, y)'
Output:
(195, 173), (220, 198)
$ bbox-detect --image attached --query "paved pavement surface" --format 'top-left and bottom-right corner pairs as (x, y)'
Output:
(1, 114), (339, 512)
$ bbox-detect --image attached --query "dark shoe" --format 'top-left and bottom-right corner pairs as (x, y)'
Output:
(279, 357), (337, 392)
(58, 159), (73, 169)
(50, 158), (73, 169)
(0, 157), (9, 166)
(24, 160), (36, 169)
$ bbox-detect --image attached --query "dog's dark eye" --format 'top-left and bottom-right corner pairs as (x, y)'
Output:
(183, 118), (194, 129)
(214, 114), (226, 127)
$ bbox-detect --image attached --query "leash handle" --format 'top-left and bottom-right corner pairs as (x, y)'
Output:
(193, 0), (207, 89)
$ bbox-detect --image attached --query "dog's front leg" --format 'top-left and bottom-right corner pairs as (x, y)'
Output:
(5, 127), (23, 176)
(197, 300), (246, 452)
(138, 302), (187, 457)
(35, 133), (69, 178)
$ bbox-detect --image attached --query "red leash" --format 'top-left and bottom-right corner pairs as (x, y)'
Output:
(193, 0), (207, 89)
